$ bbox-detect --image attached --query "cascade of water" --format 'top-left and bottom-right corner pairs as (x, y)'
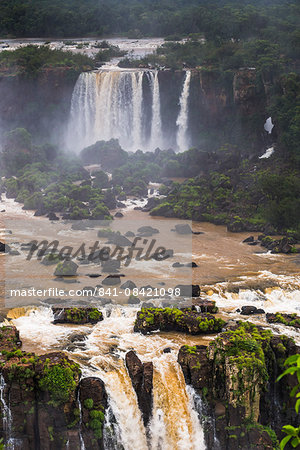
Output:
(103, 405), (123, 450)
(0, 375), (22, 450)
(132, 71), (144, 150)
(149, 71), (163, 150)
(77, 390), (86, 450)
(149, 356), (206, 450)
(68, 71), (146, 152)
(176, 70), (191, 151)
(188, 385), (221, 450)
(68, 69), (194, 153)
(69, 72), (96, 150)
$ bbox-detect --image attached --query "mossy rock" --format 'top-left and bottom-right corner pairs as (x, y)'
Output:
(54, 260), (78, 277)
(134, 307), (225, 335)
(52, 307), (103, 324)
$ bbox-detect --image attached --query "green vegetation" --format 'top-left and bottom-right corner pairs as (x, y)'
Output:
(0, 0), (298, 43)
(0, 129), (114, 219)
(38, 361), (79, 403)
(83, 398), (105, 440)
(150, 150), (300, 234)
(268, 313), (300, 328)
(84, 398), (94, 410)
(0, 45), (95, 77)
(277, 354), (300, 449)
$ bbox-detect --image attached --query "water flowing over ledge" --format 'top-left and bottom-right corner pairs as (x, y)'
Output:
(67, 69), (191, 153)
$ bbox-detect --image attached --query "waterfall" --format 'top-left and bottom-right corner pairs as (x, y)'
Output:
(176, 70), (191, 151)
(149, 358), (206, 450)
(68, 70), (147, 152)
(77, 391), (86, 450)
(148, 71), (163, 150)
(67, 69), (174, 153)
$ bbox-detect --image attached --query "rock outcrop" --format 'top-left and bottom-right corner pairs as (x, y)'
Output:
(0, 326), (108, 449)
(266, 312), (300, 328)
(134, 307), (225, 335)
(52, 307), (103, 324)
(125, 351), (153, 426)
(178, 321), (299, 449)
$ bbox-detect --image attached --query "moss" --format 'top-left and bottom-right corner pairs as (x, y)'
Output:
(88, 309), (102, 321)
(84, 398), (94, 409)
(38, 361), (79, 403)
(269, 312), (300, 328)
(48, 426), (54, 442)
(184, 345), (197, 355)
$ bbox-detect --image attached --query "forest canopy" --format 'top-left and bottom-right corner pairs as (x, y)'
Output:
(0, 0), (299, 40)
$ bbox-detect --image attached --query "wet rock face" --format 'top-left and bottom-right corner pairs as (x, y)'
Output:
(79, 377), (108, 449)
(0, 346), (82, 450)
(0, 328), (108, 450)
(134, 307), (225, 335)
(178, 322), (299, 450)
(52, 307), (103, 324)
(125, 351), (153, 426)
(178, 345), (211, 390)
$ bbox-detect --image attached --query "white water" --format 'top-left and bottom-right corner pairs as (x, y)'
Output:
(259, 146), (274, 159)
(149, 71), (163, 150)
(176, 71), (191, 151)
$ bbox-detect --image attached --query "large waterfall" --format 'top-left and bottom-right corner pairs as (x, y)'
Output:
(67, 69), (191, 153)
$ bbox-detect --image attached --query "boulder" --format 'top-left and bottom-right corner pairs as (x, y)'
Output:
(172, 262), (184, 268)
(102, 259), (121, 273)
(137, 226), (159, 234)
(128, 295), (140, 305)
(266, 312), (300, 328)
(192, 299), (218, 314)
(173, 224), (193, 234)
(54, 260), (78, 277)
(240, 306), (265, 315)
(114, 212), (124, 218)
(125, 231), (135, 237)
(47, 212), (59, 221)
(185, 262), (198, 267)
(0, 241), (11, 253)
(142, 197), (160, 212)
(243, 236), (254, 243)
(120, 280), (137, 290)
